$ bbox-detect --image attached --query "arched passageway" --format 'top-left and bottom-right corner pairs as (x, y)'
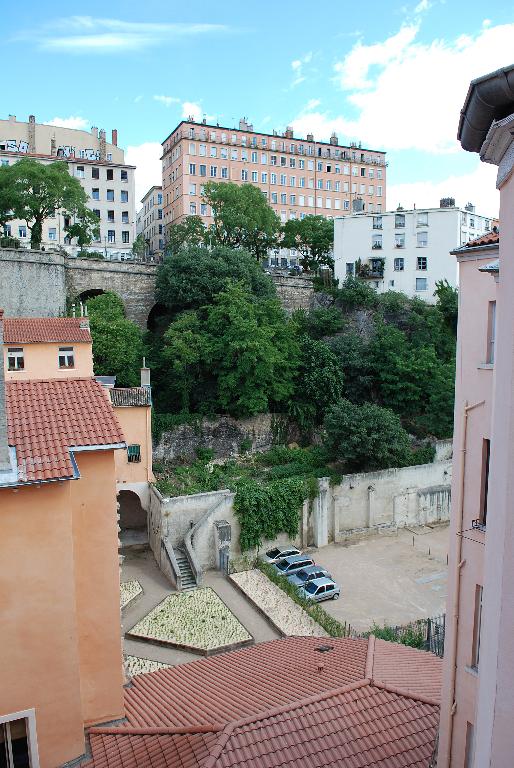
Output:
(118, 489), (148, 548)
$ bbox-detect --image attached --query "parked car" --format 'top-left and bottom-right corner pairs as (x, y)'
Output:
(299, 577), (341, 602)
(262, 546), (301, 564)
(272, 554), (315, 576)
(287, 565), (331, 588)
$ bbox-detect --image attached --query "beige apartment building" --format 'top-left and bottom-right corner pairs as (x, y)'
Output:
(136, 185), (164, 259)
(161, 118), (387, 265)
(0, 115), (136, 260)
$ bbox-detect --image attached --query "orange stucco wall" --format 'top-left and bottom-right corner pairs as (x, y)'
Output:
(0, 450), (124, 768)
(114, 405), (154, 484)
(4, 341), (93, 381)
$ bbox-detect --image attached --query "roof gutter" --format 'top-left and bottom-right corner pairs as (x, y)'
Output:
(458, 64), (514, 153)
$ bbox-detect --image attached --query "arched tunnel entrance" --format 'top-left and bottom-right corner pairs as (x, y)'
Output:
(118, 489), (148, 549)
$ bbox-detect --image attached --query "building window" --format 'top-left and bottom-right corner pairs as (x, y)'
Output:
(241, 170), (248, 182)
(0, 709), (40, 768)
(106, 189), (114, 202)
(395, 213), (405, 228)
(58, 346), (74, 369)
(251, 171), (258, 183)
(221, 167), (228, 179)
(416, 277), (428, 291)
(93, 209), (101, 219)
(120, 190), (128, 203)
(479, 439), (491, 527)
(394, 258), (404, 272)
(200, 203), (208, 216)
(18, 226), (27, 238)
(48, 228), (57, 240)
(199, 165), (206, 177)
(7, 347), (24, 371)
(189, 163), (196, 175)
(106, 169), (114, 181)
(417, 256), (427, 270)
(395, 233), (405, 248)
(372, 234), (382, 249)
(346, 262), (354, 275)
(280, 193), (287, 204)
(417, 231), (428, 247)
(107, 210), (115, 223)
(471, 585), (483, 669)
(107, 230), (115, 243)
(210, 146), (217, 158)
(190, 203), (197, 215)
(122, 231), (130, 244)
(487, 301), (496, 364)
(417, 212), (428, 226)
(127, 444), (141, 463)
(92, 188), (100, 200)
(373, 216), (382, 229)
(210, 166), (217, 178)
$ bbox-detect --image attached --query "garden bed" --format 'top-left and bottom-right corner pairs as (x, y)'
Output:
(124, 655), (170, 677)
(230, 569), (328, 637)
(120, 580), (143, 610)
(127, 587), (253, 655)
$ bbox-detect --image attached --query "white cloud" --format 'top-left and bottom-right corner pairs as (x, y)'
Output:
(153, 94), (180, 107)
(181, 101), (203, 122)
(388, 160), (499, 218)
(125, 142), (162, 206)
(19, 16), (228, 53)
(292, 22), (514, 155)
(45, 116), (89, 130)
(291, 51), (312, 87)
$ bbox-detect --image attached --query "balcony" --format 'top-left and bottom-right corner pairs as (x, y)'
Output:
(357, 257), (384, 279)
(372, 242), (383, 250)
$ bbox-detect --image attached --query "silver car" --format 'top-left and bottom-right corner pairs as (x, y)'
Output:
(299, 577), (341, 602)
(288, 565), (331, 588)
(262, 546), (301, 564)
(272, 554), (315, 576)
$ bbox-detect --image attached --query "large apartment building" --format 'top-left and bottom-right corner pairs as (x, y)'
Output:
(334, 200), (494, 300)
(0, 115), (136, 260)
(161, 117), (386, 264)
(136, 185), (164, 259)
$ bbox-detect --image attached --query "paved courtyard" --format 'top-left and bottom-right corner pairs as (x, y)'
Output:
(313, 524), (449, 632)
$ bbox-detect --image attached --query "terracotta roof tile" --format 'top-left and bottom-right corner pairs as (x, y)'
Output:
(83, 637), (442, 768)
(465, 230), (499, 247)
(5, 378), (125, 484)
(3, 316), (92, 343)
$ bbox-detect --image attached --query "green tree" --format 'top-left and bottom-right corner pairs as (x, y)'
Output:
(8, 158), (98, 249)
(336, 275), (379, 311)
(293, 307), (344, 339)
(132, 232), (147, 258)
(156, 245), (276, 315)
(166, 215), (206, 254)
(323, 399), (411, 471)
(204, 283), (299, 417)
(86, 292), (144, 387)
(289, 337), (344, 431)
(162, 311), (206, 412)
(203, 181), (281, 260)
(434, 279), (458, 334)
(282, 215), (334, 271)
(329, 331), (374, 404)
(65, 209), (101, 247)
(0, 163), (17, 231)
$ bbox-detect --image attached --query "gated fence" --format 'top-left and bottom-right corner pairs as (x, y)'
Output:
(365, 614), (446, 657)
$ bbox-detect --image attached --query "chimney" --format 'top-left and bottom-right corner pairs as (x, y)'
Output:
(330, 132), (339, 146)
(285, 126), (294, 139)
(99, 129), (106, 161)
(111, 129), (118, 146)
(0, 310), (11, 472)
(440, 197), (456, 208)
(28, 115), (36, 154)
(306, 133), (314, 142)
(91, 126), (98, 139)
(140, 357), (151, 387)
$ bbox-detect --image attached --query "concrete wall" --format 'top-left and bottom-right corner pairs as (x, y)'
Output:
(270, 274), (314, 314)
(0, 249), (66, 317)
(331, 460), (452, 541)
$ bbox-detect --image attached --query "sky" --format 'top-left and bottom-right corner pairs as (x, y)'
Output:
(2, 0), (514, 215)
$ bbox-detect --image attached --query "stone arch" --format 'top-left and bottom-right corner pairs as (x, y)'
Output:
(73, 289), (126, 317)
(118, 489), (148, 548)
(147, 302), (171, 332)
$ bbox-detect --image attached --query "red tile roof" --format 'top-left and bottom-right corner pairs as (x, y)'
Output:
(5, 378), (125, 484)
(3, 316), (92, 343)
(84, 636), (442, 768)
(465, 230), (499, 247)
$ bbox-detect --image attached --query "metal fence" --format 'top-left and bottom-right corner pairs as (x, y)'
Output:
(364, 614), (446, 657)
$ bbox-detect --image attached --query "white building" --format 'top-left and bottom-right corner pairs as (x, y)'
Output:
(0, 114), (136, 260)
(334, 199), (495, 300)
(138, 186), (164, 259)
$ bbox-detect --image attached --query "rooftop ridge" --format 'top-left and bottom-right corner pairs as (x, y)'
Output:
(369, 679), (440, 708)
(88, 724), (224, 736)
(365, 634), (375, 679)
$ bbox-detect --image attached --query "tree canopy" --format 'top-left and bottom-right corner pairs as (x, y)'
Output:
(86, 292), (144, 387)
(166, 215), (207, 254)
(2, 158), (98, 249)
(202, 181), (281, 260)
(282, 215), (334, 271)
(156, 244), (276, 316)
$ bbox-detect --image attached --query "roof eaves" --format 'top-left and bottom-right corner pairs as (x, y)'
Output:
(458, 64), (514, 153)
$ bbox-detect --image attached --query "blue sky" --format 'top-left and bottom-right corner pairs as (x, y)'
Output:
(2, 0), (514, 213)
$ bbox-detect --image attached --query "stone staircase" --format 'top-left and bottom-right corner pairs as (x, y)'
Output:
(176, 549), (197, 590)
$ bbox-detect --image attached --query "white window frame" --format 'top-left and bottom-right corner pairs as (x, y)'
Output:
(0, 708), (40, 768)
(58, 346), (75, 369)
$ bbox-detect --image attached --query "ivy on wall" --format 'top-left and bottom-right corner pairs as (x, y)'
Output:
(233, 477), (308, 552)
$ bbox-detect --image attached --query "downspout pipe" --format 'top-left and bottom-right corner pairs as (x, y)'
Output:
(442, 399), (484, 768)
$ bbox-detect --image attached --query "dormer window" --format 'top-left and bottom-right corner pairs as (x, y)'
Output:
(58, 347), (74, 369)
(7, 347), (24, 371)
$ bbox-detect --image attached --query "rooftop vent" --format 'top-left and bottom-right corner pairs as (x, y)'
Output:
(465, 202), (475, 213)
(440, 197), (456, 208)
(315, 645), (334, 653)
